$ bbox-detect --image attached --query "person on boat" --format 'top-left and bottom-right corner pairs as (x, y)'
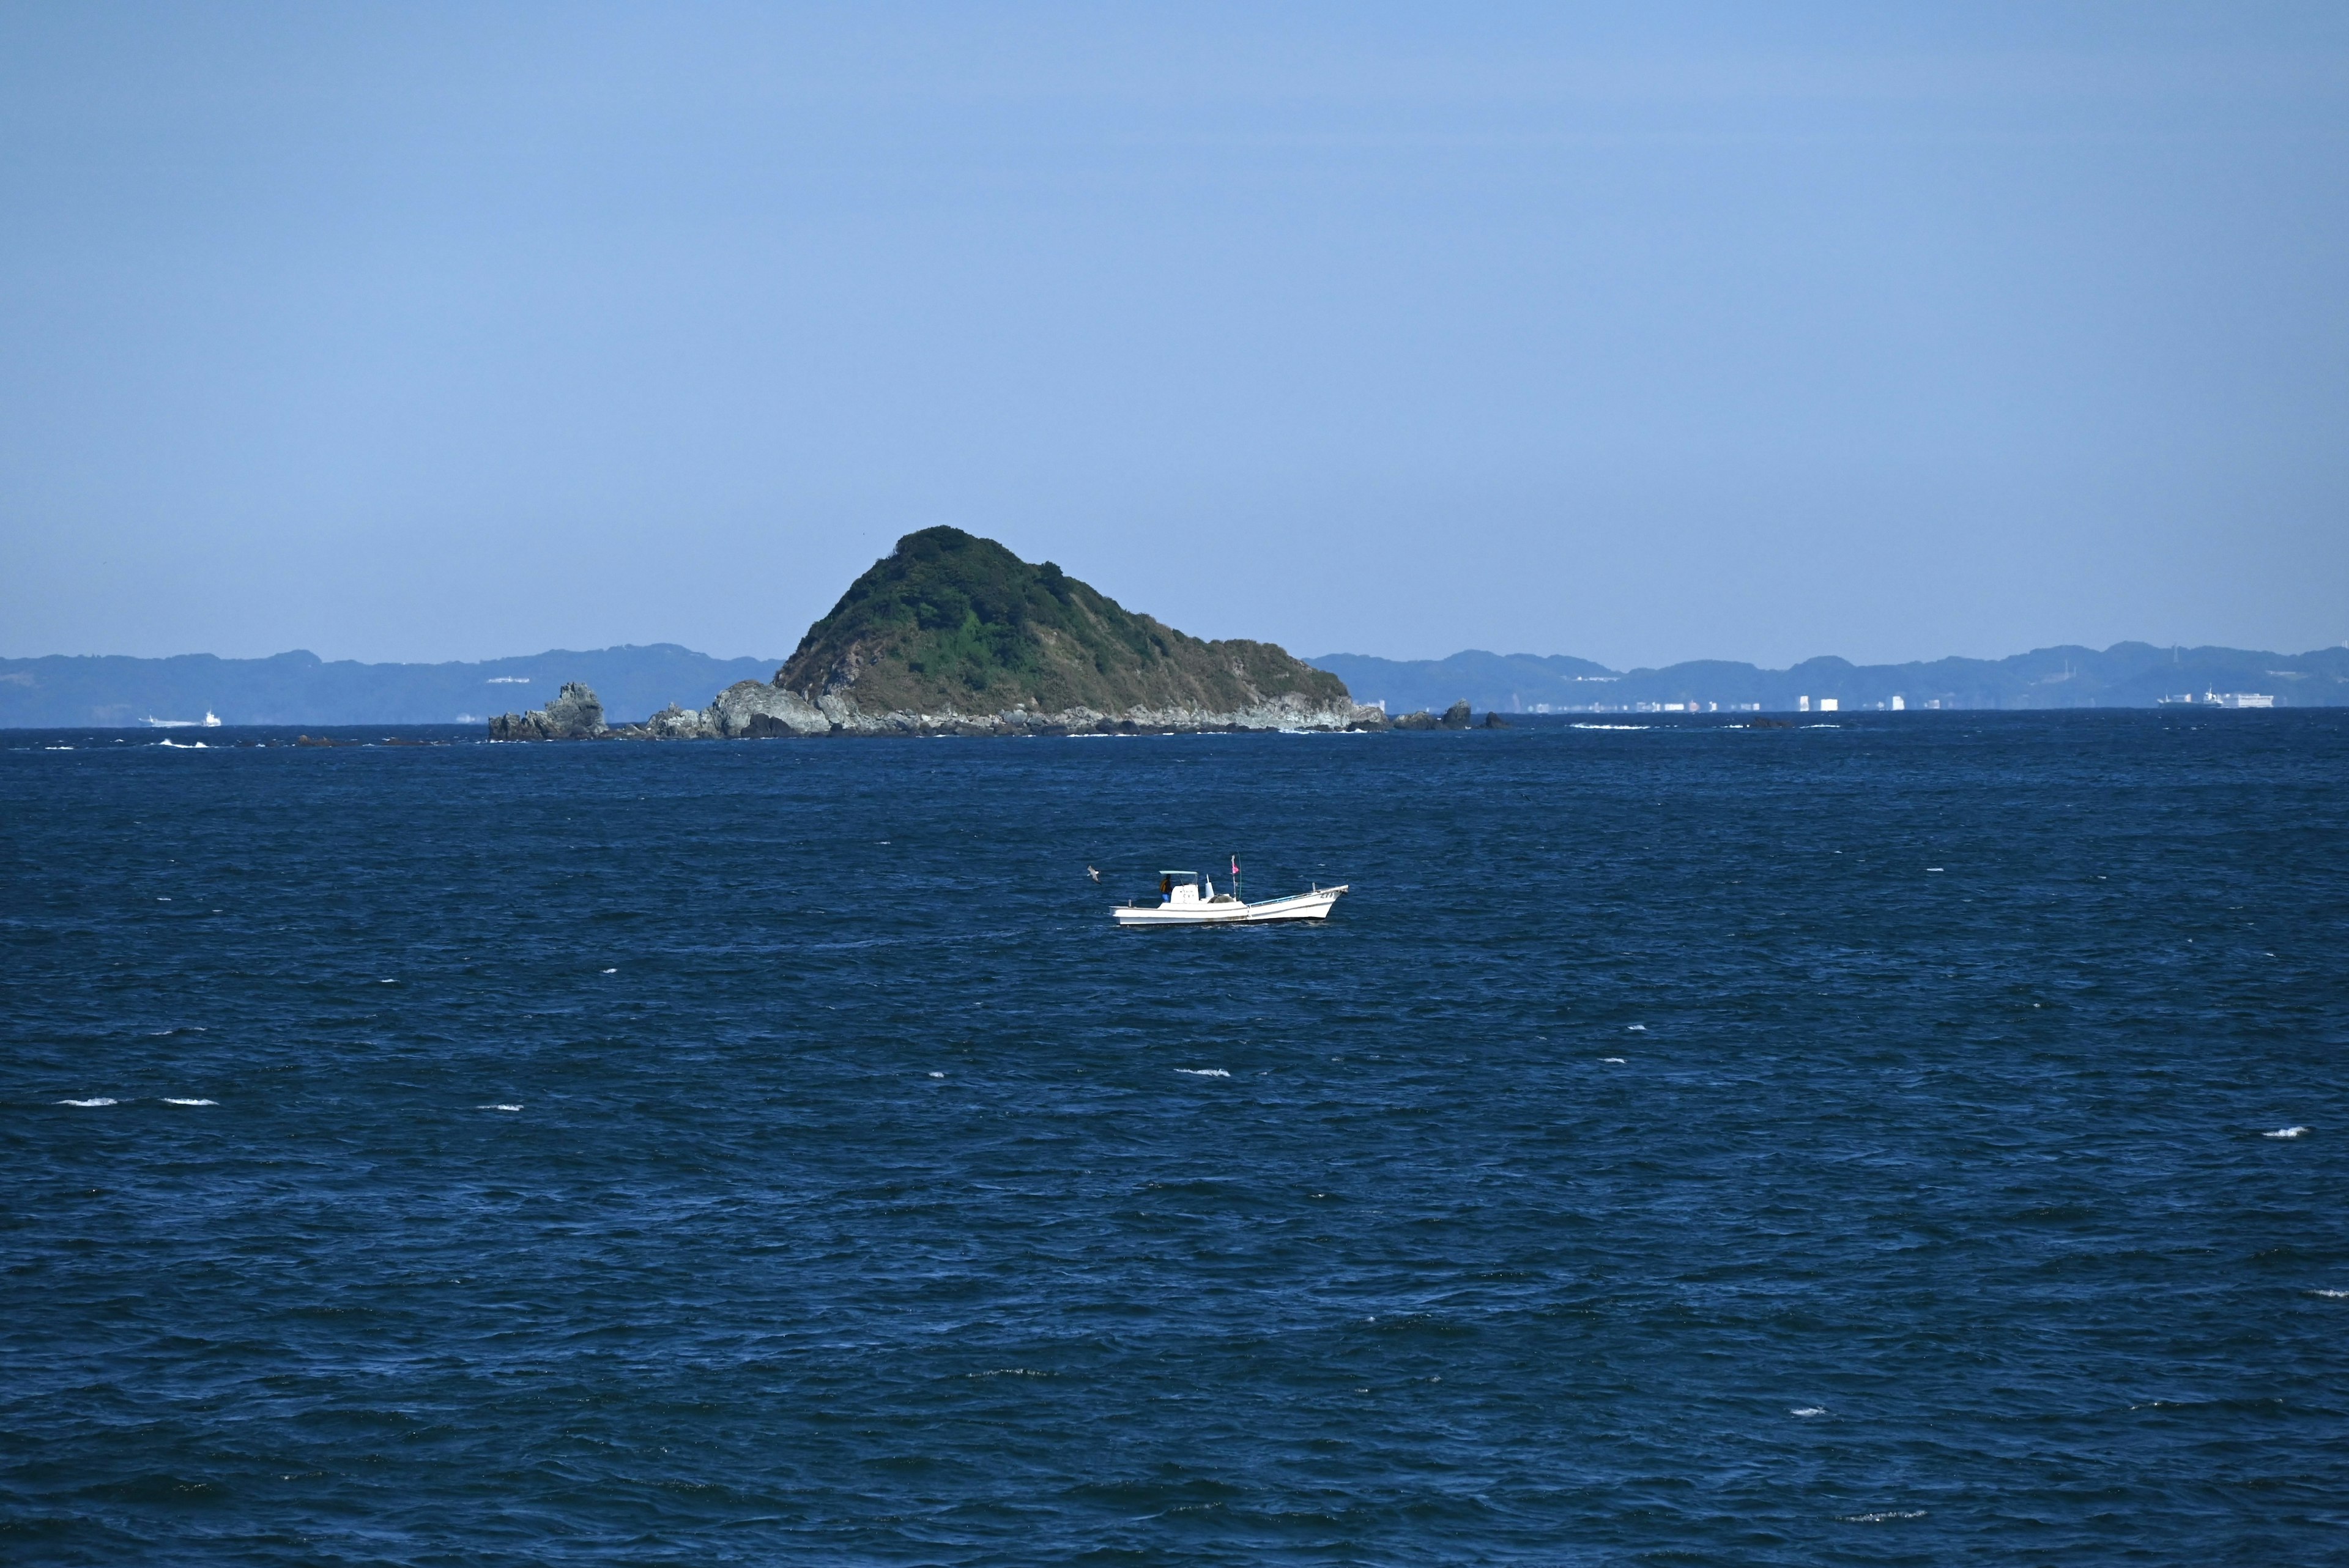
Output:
(1160, 874), (1173, 901)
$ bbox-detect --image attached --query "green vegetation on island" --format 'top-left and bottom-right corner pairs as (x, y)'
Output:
(777, 527), (1351, 717)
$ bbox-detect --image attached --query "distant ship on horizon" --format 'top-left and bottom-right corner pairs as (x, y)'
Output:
(141, 709), (223, 729)
(2156, 691), (2276, 708)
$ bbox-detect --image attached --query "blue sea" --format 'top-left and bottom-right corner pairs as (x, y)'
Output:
(4, 713), (2345, 1564)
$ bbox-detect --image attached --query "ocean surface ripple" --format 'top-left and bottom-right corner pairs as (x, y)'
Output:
(3, 713), (2346, 1564)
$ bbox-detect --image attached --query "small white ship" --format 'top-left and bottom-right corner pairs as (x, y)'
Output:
(1112, 869), (1347, 927)
(2157, 691), (2276, 709)
(143, 709), (223, 729)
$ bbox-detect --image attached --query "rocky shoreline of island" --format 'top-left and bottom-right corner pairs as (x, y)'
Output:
(489, 682), (1497, 740)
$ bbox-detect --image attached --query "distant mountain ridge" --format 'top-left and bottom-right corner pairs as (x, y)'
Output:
(1310, 644), (2349, 713)
(0, 645), (778, 728)
(9, 633), (2347, 729)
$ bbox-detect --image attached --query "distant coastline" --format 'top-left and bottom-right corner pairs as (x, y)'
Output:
(0, 645), (779, 730)
(1308, 644), (2349, 716)
(2, 638), (2343, 729)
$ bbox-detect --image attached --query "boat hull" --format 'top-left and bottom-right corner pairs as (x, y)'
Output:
(1111, 885), (1348, 926)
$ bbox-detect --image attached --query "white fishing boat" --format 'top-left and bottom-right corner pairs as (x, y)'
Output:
(1111, 869), (1347, 927)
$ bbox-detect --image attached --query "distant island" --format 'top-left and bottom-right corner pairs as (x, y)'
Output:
(4, 537), (2343, 729)
(494, 528), (1384, 737)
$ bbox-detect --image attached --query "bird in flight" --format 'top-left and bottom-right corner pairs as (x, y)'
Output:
(1087, 865), (1102, 882)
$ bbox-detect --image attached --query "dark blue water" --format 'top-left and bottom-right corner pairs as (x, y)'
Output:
(5, 715), (2346, 1564)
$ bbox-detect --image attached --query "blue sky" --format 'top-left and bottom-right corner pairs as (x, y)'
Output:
(3, 3), (2343, 666)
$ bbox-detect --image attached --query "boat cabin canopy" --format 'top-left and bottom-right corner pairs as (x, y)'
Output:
(1154, 871), (1212, 905)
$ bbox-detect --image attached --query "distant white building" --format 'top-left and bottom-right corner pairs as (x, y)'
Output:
(1798, 695), (1811, 712)
(1818, 697), (1839, 712)
(1891, 694), (1906, 711)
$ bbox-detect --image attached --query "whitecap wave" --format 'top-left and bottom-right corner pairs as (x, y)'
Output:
(1601, 1057), (1627, 1064)
(477, 1103), (524, 1112)
(1843, 1509), (1925, 1522)
(2265, 1126), (2310, 1139)
(1626, 1024), (1646, 1031)
(57, 1098), (117, 1107)
(2312, 1288), (2348, 1298)
(162, 1098), (217, 1106)
(1176, 1068), (1230, 1078)
(1571, 723), (1651, 730)
(1791, 1406), (1827, 1417)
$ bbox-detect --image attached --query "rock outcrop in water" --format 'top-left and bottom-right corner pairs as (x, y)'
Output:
(1389, 700), (1475, 731)
(561, 528), (1389, 738)
(489, 682), (607, 740)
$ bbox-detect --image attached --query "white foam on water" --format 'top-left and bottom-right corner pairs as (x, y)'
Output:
(929, 1072), (945, 1078)
(162, 1098), (217, 1106)
(1601, 1057), (1627, 1064)
(58, 1098), (118, 1107)
(1791, 1406), (1827, 1417)
(601, 967), (617, 974)
(1843, 1510), (1926, 1523)
(2265, 1126), (2310, 1139)
(1571, 723), (1651, 730)
(157, 896), (172, 902)
(379, 978), (398, 985)
(43, 745), (72, 750)
(478, 1103), (523, 1112)
(2312, 1289), (2349, 1298)
(1176, 1068), (1231, 1078)
(1626, 1024), (1647, 1032)
(1926, 867), (1945, 872)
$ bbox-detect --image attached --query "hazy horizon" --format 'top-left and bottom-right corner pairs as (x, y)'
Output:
(6, 5), (2345, 669)
(9, 629), (2347, 677)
